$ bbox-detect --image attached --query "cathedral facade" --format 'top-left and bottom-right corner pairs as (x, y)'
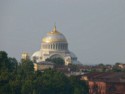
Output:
(31, 26), (79, 65)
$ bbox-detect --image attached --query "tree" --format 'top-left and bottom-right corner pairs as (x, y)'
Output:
(0, 51), (9, 71)
(69, 76), (89, 94)
(8, 57), (18, 72)
(46, 57), (64, 65)
(112, 62), (123, 72)
(68, 64), (79, 72)
(0, 51), (18, 72)
(21, 80), (33, 94)
(0, 51), (8, 61)
(98, 63), (105, 67)
(0, 51), (89, 94)
(41, 69), (72, 94)
(9, 79), (22, 94)
(0, 71), (11, 94)
(21, 59), (34, 74)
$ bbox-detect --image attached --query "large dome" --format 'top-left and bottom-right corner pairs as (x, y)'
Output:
(30, 25), (79, 66)
(42, 26), (67, 43)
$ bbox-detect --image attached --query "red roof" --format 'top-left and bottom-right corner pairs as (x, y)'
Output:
(83, 72), (125, 83)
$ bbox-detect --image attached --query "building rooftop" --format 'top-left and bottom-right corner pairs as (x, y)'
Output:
(83, 72), (125, 83)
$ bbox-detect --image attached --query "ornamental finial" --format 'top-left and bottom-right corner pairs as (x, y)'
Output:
(53, 23), (56, 32)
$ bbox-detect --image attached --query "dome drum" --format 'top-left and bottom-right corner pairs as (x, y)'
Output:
(41, 42), (68, 51)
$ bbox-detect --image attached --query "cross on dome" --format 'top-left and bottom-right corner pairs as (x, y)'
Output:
(53, 24), (56, 32)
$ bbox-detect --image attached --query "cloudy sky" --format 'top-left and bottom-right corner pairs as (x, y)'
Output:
(0, 0), (125, 64)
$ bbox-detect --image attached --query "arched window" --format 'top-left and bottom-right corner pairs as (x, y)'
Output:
(58, 43), (60, 50)
(55, 43), (57, 49)
(53, 44), (55, 49)
(51, 44), (52, 49)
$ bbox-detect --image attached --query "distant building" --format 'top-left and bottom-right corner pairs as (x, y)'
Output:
(31, 25), (79, 65)
(81, 72), (125, 94)
(79, 65), (112, 72)
(117, 63), (125, 69)
(34, 61), (54, 71)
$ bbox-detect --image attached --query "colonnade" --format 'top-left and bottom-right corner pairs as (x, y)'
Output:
(42, 43), (68, 50)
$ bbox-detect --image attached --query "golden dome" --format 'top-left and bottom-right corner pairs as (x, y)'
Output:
(42, 26), (67, 43)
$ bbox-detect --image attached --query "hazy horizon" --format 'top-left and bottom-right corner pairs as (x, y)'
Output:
(0, 0), (125, 64)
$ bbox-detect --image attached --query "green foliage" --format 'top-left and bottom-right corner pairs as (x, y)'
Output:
(0, 51), (8, 61)
(21, 80), (33, 94)
(0, 51), (89, 94)
(112, 62), (125, 72)
(21, 59), (34, 73)
(0, 51), (9, 71)
(98, 63), (105, 66)
(69, 76), (89, 94)
(46, 57), (64, 65)
(0, 51), (18, 72)
(112, 67), (123, 72)
(8, 57), (18, 72)
(68, 64), (79, 72)
(31, 69), (71, 94)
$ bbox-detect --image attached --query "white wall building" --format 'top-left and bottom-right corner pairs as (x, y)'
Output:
(31, 26), (79, 65)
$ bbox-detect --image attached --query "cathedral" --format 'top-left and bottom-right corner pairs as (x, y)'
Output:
(28, 26), (79, 65)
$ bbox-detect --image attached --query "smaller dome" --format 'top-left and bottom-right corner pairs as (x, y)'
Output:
(42, 26), (67, 43)
(32, 51), (41, 57)
(31, 51), (42, 62)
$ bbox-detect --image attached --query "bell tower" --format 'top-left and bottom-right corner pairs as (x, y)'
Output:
(21, 52), (29, 60)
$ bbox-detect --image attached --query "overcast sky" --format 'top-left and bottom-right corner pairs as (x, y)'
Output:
(0, 0), (125, 65)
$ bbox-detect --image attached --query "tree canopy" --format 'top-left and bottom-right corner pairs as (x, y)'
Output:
(46, 57), (65, 65)
(0, 51), (89, 94)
